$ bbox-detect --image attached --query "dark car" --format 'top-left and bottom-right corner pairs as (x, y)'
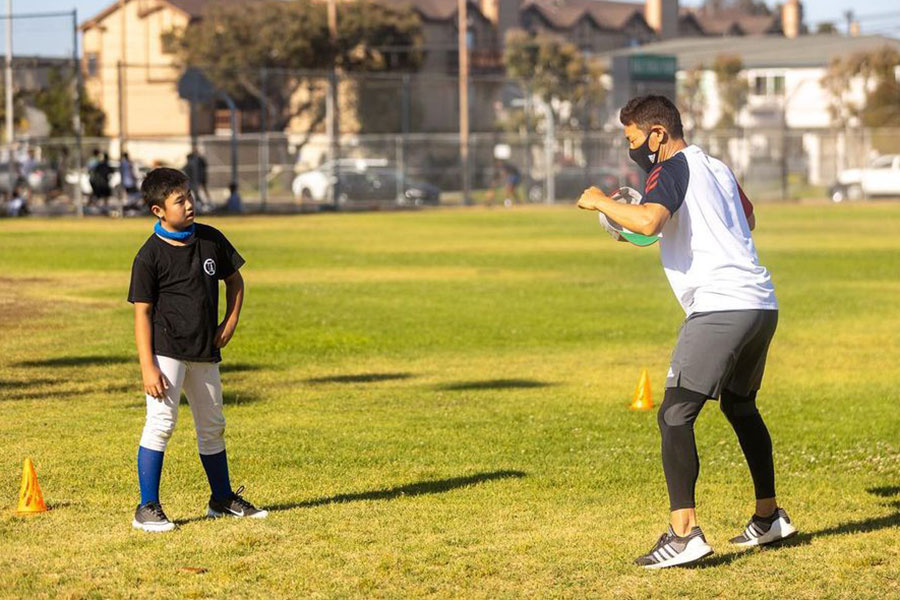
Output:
(337, 169), (440, 206)
(527, 166), (641, 203)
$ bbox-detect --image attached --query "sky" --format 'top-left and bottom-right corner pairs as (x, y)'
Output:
(5, 0), (899, 58)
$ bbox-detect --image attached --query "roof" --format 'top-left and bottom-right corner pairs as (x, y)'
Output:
(81, 0), (263, 31)
(600, 34), (900, 70)
(523, 0), (646, 30)
(685, 7), (780, 36)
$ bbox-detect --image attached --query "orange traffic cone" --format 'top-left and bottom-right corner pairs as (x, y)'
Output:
(629, 368), (654, 411)
(16, 458), (47, 515)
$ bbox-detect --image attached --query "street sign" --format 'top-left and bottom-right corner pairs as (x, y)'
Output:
(177, 68), (216, 103)
(628, 55), (677, 82)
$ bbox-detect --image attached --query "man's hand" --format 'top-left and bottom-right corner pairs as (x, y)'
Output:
(142, 365), (168, 400)
(215, 319), (237, 348)
(577, 186), (609, 211)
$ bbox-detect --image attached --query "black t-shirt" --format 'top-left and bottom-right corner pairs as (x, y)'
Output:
(128, 223), (244, 362)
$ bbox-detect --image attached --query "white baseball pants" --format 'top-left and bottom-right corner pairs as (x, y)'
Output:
(139, 355), (226, 455)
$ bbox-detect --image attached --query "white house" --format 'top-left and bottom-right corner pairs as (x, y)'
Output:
(601, 34), (900, 186)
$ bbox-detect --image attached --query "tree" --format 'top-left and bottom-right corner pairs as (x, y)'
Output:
(816, 22), (837, 34)
(713, 54), (747, 129)
(822, 45), (900, 127)
(503, 30), (606, 131)
(164, 0), (422, 136)
(679, 65), (706, 131)
(30, 68), (105, 137)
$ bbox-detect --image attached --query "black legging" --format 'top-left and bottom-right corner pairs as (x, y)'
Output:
(658, 386), (776, 510)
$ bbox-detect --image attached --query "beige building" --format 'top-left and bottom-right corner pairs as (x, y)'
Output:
(81, 0), (193, 141)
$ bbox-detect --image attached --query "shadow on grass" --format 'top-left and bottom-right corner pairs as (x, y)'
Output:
(222, 389), (261, 406)
(305, 372), (414, 385)
(220, 363), (264, 375)
(15, 355), (130, 368)
(437, 379), (553, 392)
(268, 470), (527, 513)
(685, 486), (900, 569)
(0, 378), (60, 390)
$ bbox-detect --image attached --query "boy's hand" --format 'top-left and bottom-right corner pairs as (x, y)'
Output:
(577, 187), (608, 211)
(142, 365), (168, 400)
(215, 319), (237, 348)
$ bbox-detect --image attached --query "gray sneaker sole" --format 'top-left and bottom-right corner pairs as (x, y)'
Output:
(131, 518), (175, 532)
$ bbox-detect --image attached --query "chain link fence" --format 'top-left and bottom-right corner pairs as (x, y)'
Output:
(3, 63), (899, 216)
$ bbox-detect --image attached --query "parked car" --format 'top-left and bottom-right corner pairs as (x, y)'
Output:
(830, 154), (900, 202)
(292, 158), (389, 202)
(0, 162), (58, 195)
(527, 166), (640, 203)
(293, 160), (440, 205)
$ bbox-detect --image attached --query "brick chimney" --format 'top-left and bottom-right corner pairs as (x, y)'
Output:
(781, 0), (801, 39)
(645, 0), (679, 40)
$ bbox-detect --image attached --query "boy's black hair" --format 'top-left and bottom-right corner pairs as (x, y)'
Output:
(141, 167), (190, 210)
(619, 95), (684, 139)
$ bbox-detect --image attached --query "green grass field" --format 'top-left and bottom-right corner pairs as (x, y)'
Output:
(1, 204), (899, 599)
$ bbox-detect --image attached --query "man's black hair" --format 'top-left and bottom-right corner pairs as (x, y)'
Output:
(141, 167), (190, 210)
(619, 95), (684, 139)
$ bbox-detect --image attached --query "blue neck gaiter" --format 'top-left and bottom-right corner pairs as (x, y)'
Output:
(154, 221), (195, 241)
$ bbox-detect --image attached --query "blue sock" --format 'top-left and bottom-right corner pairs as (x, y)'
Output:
(199, 450), (232, 501)
(137, 446), (165, 505)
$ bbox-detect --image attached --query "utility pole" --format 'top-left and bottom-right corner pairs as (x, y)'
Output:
(5, 0), (13, 148)
(72, 9), (84, 217)
(118, 0), (126, 154)
(327, 0), (340, 208)
(458, 0), (470, 205)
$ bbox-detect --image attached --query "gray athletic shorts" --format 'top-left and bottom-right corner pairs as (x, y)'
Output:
(665, 309), (778, 399)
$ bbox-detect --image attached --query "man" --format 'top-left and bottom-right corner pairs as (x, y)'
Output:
(577, 95), (795, 568)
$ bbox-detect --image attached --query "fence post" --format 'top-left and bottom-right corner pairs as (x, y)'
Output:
(260, 66), (268, 211)
(400, 73), (409, 203)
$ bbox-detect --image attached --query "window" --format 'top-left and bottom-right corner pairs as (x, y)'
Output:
(773, 75), (785, 95)
(751, 74), (786, 97)
(86, 53), (99, 78)
(754, 76), (766, 96)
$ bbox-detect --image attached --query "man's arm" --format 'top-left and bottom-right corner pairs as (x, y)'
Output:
(134, 302), (167, 399)
(577, 187), (670, 236)
(215, 270), (244, 348)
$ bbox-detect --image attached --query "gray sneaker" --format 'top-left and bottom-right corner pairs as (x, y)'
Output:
(634, 526), (713, 569)
(132, 501), (175, 532)
(730, 508), (796, 547)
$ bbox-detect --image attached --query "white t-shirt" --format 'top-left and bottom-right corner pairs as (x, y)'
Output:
(641, 144), (777, 316)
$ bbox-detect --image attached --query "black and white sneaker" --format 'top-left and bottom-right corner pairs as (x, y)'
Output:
(207, 486), (268, 519)
(730, 508), (796, 547)
(634, 526), (714, 569)
(132, 501), (176, 532)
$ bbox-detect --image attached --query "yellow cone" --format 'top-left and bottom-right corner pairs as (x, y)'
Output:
(17, 458), (47, 515)
(629, 368), (654, 411)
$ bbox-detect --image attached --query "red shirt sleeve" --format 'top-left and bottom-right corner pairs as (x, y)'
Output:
(737, 184), (753, 219)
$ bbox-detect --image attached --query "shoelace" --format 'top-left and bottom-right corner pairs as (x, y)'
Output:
(230, 486), (256, 511)
(147, 502), (168, 521)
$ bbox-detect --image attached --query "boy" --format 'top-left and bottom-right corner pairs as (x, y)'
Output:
(128, 167), (266, 532)
(577, 96), (795, 568)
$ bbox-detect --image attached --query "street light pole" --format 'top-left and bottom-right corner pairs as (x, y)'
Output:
(327, 0), (340, 208)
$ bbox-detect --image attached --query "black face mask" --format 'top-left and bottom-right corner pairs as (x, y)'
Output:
(629, 132), (662, 173)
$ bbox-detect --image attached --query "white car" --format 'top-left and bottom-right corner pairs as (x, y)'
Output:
(292, 158), (388, 202)
(831, 154), (900, 202)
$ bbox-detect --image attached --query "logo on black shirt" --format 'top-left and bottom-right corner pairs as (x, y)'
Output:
(203, 258), (217, 276)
